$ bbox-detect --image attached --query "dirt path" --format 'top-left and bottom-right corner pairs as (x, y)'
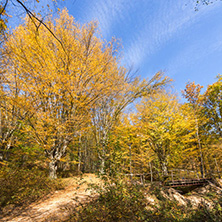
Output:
(1, 174), (102, 222)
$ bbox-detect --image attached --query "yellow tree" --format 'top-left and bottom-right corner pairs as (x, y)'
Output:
(91, 72), (169, 174)
(134, 91), (195, 177)
(0, 89), (20, 162)
(107, 114), (142, 178)
(201, 75), (222, 176)
(182, 82), (206, 177)
(1, 9), (126, 178)
(202, 75), (222, 139)
(0, 69), (29, 162)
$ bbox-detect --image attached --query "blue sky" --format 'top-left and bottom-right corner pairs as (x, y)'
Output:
(58, 0), (222, 94)
(8, 0), (222, 95)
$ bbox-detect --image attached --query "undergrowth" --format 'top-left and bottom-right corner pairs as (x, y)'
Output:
(0, 165), (63, 211)
(67, 176), (222, 222)
(68, 176), (149, 221)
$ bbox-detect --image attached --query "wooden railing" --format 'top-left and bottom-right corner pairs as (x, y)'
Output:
(163, 178), (211, 187)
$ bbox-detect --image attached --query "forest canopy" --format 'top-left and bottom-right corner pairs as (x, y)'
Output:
(0, 9), (169, 179)
(0, 7), (221, 183)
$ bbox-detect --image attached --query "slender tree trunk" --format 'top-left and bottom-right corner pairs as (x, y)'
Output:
(149, 161), (153, 183)
(78, 136), (81, 174)
(78, 149), (81, 173)
(99, 141), (107, 174)
(215, 158), (221, 179)
(129, 143), (132, 183)
(195, 163), (200, 179)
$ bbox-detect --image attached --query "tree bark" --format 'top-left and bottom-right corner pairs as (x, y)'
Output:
(78, 136), (82, 174)
(129, 143), (132, 183)
(100, 157), (105, 175)
(99, 141), (107, 174)
(195, 117), (205, 178)
(161, 161), (168, 177)
(49, 160), (58, 179)
(158, 151), (168, 177)
(149, 161), (153, 183)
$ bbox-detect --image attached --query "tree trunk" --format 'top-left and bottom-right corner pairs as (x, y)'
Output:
(129, 143), (132, 183)
(49, 160), (58, 179)
(100, 157), (105, 174)
(149, 161), (153, 183)
(215, 158), (221, 179)
(78, 136), (82, 174)
(195, 117), (205, 178)
(99, 142), (106, 174)
(161, 161), (168, 177)
(158, 152), (168, 177)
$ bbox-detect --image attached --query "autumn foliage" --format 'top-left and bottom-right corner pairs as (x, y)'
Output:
(0, 8), (221, 215)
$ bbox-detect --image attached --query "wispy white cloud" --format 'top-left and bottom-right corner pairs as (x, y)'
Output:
(123, 0), (221, 68)
(82, 0), (135, 38)
(168, 37), (222, 77)
(76, 0), (222, 78)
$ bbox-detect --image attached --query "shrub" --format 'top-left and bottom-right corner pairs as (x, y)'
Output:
(0, 165), (63, 210)
(68, 177), (149, 221)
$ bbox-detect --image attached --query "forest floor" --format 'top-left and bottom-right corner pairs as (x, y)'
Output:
(1, 175), (222, 222)
(1, 174), (103, 222)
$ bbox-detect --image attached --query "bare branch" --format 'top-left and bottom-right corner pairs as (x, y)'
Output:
(0, 0), (8, 16)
